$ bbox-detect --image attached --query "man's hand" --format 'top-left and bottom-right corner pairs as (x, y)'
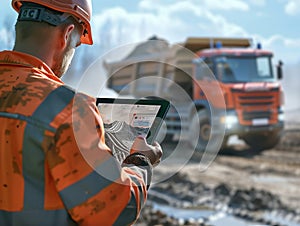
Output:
(130, 136), (163, 167)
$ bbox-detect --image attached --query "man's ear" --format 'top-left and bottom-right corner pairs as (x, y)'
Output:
(61, 24), (75, 49)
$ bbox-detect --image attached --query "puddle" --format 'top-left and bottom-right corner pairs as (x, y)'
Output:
(253, 175), (297, 184)
(151, 203), (299, 226)
(264, 212), (300, 226)
(152, 203), (214, 219)
(208, 214), (261, 226)
(148, 184), (299, 226)
(152, 203), (260, 226)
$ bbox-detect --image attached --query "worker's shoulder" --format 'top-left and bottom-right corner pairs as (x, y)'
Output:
(46, 84), (96, 108)
(36, 85), (96, 128)
(54, 84), (95, 103)
(51, 85), (97, 112)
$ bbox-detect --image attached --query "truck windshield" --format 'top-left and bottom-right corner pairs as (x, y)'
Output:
(215, 56), (274, 83)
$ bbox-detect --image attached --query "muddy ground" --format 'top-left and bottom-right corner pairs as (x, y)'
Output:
(135, 122), (300, 226)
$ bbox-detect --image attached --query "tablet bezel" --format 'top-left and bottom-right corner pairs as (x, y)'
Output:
(96, 97), (170, 144)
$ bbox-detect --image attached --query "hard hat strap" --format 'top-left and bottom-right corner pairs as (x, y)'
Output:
(18, 5), (70, 26)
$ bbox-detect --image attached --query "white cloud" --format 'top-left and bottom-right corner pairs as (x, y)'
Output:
(284, 38), (300, 47)
(91, 0), (250, 48)
(92, 6), (186, 45)
(198, 11), (248, 37)
(261, 34), (300, 48)
(0, 28), (6, 49)
(202, 0), (249, 11)
(138, 0), (162, 11)
(138, 0), (250, 38)
(285, 0), (300, 15)
(249, 34), (300, 63)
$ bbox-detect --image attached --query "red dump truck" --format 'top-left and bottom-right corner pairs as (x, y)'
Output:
(104, 37), (284, 152)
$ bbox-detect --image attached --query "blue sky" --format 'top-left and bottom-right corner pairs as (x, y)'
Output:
(1, 0), (300, 65)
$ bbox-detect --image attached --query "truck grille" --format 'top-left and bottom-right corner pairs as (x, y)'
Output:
(242, 110), (272, 121)
(233, 91), (278, 125)
(238, 95), (274, 107)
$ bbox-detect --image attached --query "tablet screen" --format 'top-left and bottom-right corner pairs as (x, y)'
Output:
(96, 98), (170, 162)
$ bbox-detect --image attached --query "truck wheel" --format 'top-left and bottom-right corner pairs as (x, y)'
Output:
(243, 131), (280, 152)
(189, 110), (211, 151)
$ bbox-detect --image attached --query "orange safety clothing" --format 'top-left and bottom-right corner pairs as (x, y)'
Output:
(0, 51), (152, 226)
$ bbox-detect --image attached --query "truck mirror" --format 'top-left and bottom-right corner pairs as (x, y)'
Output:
(277, 60), (283, 80)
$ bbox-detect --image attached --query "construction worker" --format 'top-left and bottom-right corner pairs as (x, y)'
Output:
(0, 0), (163, 225)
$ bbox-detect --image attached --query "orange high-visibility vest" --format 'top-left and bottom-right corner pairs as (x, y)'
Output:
(0, 51), (151, 226)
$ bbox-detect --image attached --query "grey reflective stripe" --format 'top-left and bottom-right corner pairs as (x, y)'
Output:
(0, 209), (77, 226)
(0, 112), (55, 133)
(23, 86), (75, 210)
(60, 156), (121, 210)
(113, 191), (137, 226)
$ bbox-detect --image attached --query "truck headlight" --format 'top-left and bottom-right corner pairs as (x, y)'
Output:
(278, 112), (284, 121)
(220, 115), (238, 129)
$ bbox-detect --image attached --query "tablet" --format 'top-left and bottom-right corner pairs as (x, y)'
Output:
(96, 98), (170, 162)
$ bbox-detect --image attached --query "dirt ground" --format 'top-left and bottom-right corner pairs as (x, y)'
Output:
(182, 135), (300, 210)
(137, 122), (300, 225)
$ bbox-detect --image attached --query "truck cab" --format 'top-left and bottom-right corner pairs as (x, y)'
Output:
(192, 43), (284, 151)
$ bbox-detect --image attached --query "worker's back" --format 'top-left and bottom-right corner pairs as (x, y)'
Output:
(0, 51), (79, 225)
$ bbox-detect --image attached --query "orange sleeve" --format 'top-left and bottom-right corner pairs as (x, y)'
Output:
(46, 93), (152, 225)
